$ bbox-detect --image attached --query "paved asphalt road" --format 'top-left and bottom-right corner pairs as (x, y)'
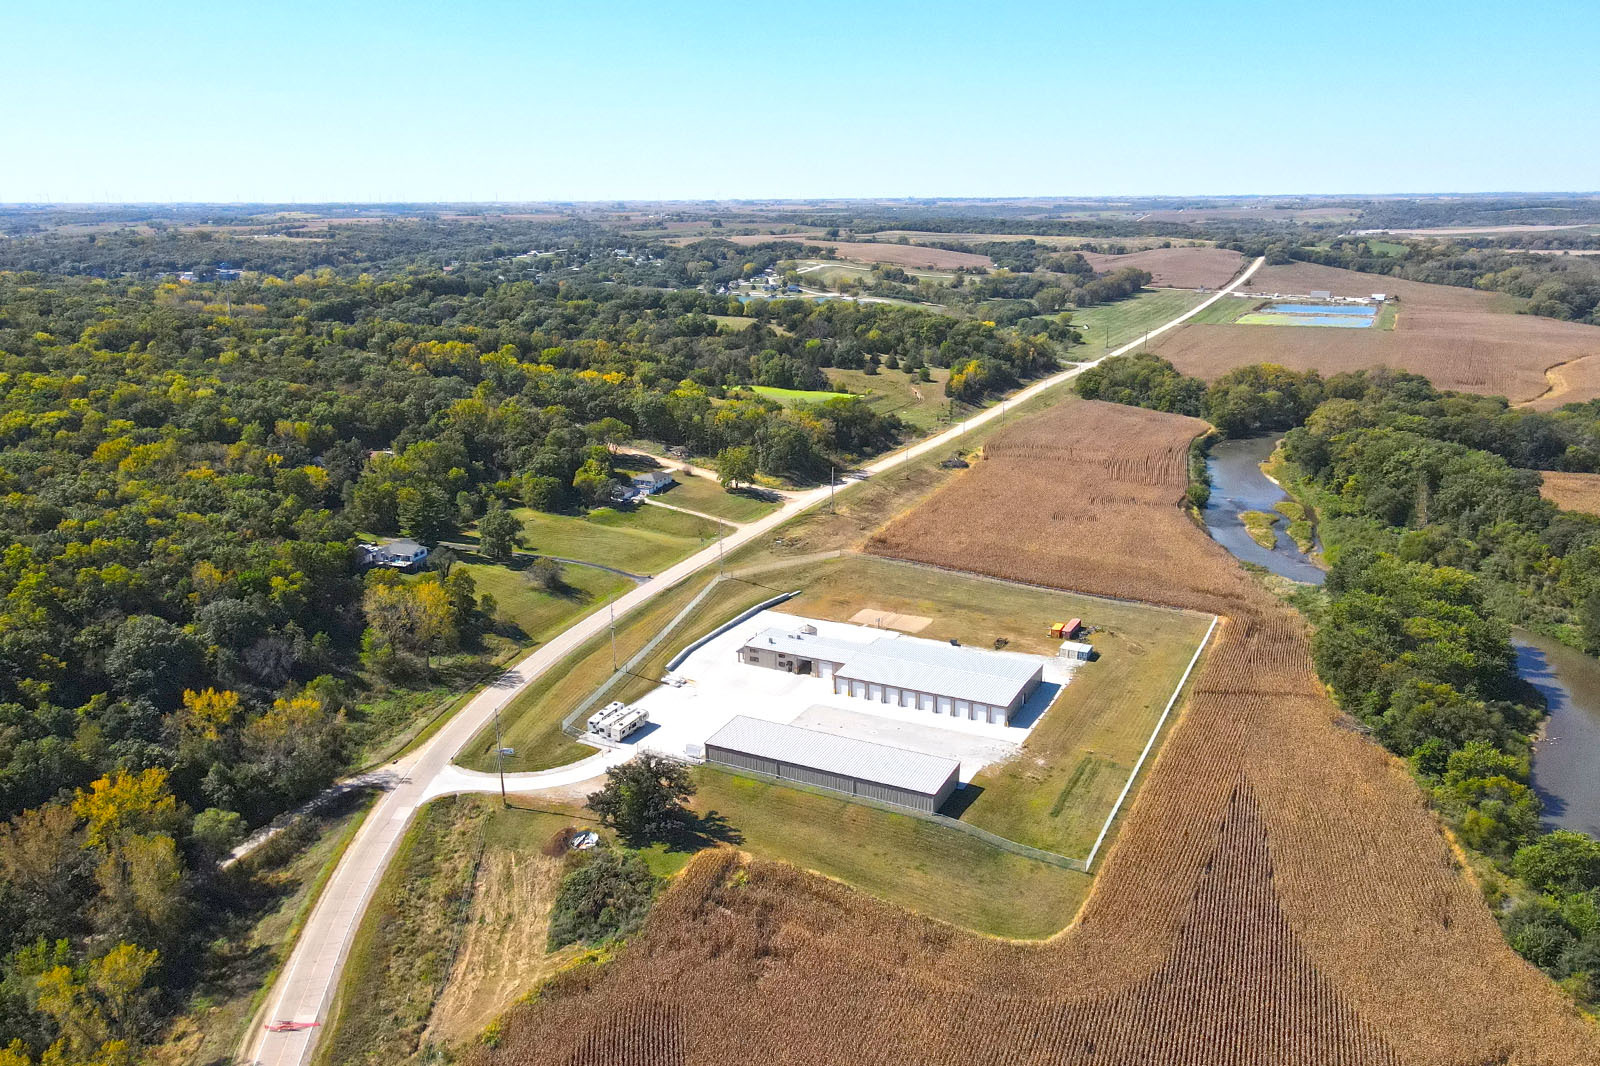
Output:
(244, 258), (1263, 1066)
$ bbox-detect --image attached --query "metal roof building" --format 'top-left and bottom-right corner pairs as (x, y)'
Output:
(704, 716), (960, 813)
(738, 624), (1044, 726)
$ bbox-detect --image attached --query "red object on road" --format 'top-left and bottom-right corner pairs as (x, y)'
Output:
(264, 1021), (322, 1032)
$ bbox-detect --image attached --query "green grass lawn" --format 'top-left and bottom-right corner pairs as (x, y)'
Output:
(1067, 288), (1211, 353)
(1184, 295), (1262, 324)
(457, 571), (723, 773)
(827, 366), (956, 433)
(751, 384), (850, 405)
(615, 466), (779, 524)
(689, 768), (1089, 939)
(505, 505), (728, 575)
(755, 369), (959, 435)
(453, 557), (632, 643)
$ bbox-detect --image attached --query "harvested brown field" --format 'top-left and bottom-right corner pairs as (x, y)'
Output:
(1525, 352), (1600, 410)
(1538, 470), (1600, 515)
(1078, 247), (1246, 289)
(463, 398), (1597, 1066)
(1149, 262), (1600, 404)
(725, 234), (992, 269)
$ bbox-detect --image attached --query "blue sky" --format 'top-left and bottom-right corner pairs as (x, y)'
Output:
(3, 0), (1595, 202)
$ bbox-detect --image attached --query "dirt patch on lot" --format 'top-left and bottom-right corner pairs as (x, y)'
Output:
(1538, 470), (1600, 515)
(847, 607), (933, 632)
(1078, 247), (1246, 289)
(424, 846), (580, 1046)
(468, 398), (1596, 1065)
(724, 235), (992, 269)
(1149, 263), (1600, 404)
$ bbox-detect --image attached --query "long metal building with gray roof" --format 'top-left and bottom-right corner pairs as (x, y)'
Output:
(737, 624), (1042, 725)
(703, 716), (960, 812)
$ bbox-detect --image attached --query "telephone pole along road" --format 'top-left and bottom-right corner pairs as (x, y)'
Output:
(246, 258), (1263, 1066)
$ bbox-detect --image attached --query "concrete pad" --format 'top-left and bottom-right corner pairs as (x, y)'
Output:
(628, 610), (1076, 782)
(847, 607), (934, 633)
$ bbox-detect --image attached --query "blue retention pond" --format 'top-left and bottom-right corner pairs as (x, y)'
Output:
(1268, 303), (1376, 316)
(1263, 314), (1375, 328)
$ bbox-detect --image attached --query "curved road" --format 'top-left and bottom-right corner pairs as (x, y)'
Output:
(245, 258), (1263, 1066)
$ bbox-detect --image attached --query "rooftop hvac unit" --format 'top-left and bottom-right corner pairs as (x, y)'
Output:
(800, 624), (818, 635)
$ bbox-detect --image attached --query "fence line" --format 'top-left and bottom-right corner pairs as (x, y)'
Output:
(700, 763), (1087, 872)
(559, 576), (726, 738)
(1082, 613), (1220, 870)
(665, 590), (798, 671)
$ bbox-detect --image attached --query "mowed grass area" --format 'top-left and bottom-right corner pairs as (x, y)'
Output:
(1184, 295), (1262, 324)
(451, 557), (632, 643)
(828, 366), (957, 432)
(755, 367), (958, 435)
(777, 555), (1214, 857)
(646, 471), (780, 523)
(689, 769), (1089, 939)
(1066, 288), (1212, 353)
(751, 384), (849, 405)
(506, 504), (728, 575)
(457, 570), (723, 773)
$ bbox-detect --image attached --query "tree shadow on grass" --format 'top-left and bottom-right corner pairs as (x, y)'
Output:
(657, 808), (744, 853)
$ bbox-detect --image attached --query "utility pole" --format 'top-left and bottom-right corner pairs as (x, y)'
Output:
(609, 601), (618, 670)
(493, 704), (507, 807)
(829, 466), (836, 513)
(718, 537), (724, 575)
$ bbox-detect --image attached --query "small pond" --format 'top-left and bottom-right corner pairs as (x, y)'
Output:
(1202, 436), (1325, 584)
(1514, 631), (1600, 836)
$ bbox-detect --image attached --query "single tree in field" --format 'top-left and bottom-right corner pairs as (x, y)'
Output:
(526, 556), (565, 593)
(476, 504), (521, 562)
(586, 754), (696, 844)
(714, 445), (756, 490)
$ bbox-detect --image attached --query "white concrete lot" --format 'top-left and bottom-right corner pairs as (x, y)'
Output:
(617, 610), (1075, 782)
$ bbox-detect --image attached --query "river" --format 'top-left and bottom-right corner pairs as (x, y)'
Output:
(1514, 631), (1600, 836)
(1202, 435), (1325, 585)
(1201, 439), (1600, 831)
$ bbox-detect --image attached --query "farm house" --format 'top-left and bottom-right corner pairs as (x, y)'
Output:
(703, 715), (960, 813)
(737, 625), (1043, 725)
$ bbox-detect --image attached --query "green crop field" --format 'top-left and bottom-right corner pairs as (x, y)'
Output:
(505, 504), (729, 575)
(1066, 288), (1212, 353)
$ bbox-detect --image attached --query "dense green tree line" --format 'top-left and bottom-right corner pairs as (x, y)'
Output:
(0, 224), (1075, 1060)
(1087, 358), (1600, 1005)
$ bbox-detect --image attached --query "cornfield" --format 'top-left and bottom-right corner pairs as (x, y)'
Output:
(464, 399), (1596, 1065)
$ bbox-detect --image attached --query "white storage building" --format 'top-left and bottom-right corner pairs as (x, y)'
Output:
(736, 625), (1043, 725)
(703, 715), (960, 813)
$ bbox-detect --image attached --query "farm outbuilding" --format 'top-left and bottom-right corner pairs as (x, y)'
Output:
(737, 624), (1043, 725)
(704, 715), (960, 813)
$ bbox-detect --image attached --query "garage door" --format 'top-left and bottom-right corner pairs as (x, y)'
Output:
(937, 695), (953, 715)
(955, 700), (971, 719)
(868, 683), (884, 702)
(819, 662), (833, 681)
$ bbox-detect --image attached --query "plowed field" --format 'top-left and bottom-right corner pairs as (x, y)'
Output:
(1078, 247), (1246, 289)
(1153, 262), (1600, 405)
(1539, 470), (1600, 515)
(464, 398), (1596, 1066)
